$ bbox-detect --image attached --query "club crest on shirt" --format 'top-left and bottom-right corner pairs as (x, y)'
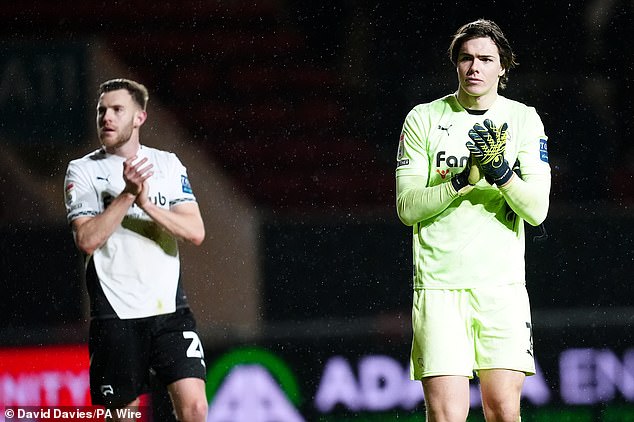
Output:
(181, 175), (193, 194)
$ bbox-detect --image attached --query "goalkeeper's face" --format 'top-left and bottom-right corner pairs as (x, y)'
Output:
(456, 36), (506, 106)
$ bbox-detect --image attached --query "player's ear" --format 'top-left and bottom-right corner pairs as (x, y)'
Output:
(134, 110), (147, 128)
(499, 67), (506, 77)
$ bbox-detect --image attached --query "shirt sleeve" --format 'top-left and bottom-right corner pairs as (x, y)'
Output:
(396, 174), (459, 226)
(167, 153), (197, 208)
(64, 161), (100, 223)
(395, 106), (459, 226)
(500, 108), (551, 226)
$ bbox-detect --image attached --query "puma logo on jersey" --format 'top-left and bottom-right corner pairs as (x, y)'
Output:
(438, 124), (452, 135)
(96, 175), (110, 183)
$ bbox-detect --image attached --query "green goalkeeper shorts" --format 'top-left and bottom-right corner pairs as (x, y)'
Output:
(410, 283), (535, 380)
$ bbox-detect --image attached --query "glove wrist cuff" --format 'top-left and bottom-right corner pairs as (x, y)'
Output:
(492, 163), (513, 186)
(451, 172), (474, 196)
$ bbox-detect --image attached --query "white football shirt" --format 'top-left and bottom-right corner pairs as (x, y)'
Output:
(65, 145), (197, 319)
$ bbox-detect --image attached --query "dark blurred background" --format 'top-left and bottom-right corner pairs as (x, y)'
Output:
(1, 1), (634, 420)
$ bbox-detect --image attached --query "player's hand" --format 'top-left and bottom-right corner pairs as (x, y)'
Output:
(134, 181), (151, 208)
(450, 156), (482, 196)
(466, 119), (513, 186)
(122, 156), (153, 197)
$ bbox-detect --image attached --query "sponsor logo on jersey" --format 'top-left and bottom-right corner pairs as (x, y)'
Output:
(436, 151), (468, 168)
(436, 151), (468, 179)
(436, 169), (450, 179)
(539, 138), (549, 163)
(151, 192), (167, 206)
(181, 175), (193, 194)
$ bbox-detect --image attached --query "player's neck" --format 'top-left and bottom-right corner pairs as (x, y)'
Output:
(455, 90), (498, 111)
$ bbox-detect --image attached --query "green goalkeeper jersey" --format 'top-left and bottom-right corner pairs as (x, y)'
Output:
(396, 94), (551, 289)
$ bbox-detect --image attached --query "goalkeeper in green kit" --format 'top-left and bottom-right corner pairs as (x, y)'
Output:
(396, 19), (551, 422)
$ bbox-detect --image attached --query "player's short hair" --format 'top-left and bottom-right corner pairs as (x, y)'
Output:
(99, 78), (149, 110)
(448, 19), (517, 89)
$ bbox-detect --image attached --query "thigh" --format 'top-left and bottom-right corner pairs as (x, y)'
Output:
(89, 317), (151, 407)
(411, 289), (474, 380)
(479, 368), (524, 420)
(422, 376), (470, 422)
(471, 284), (535, 375)
(151, 308), (207, 385)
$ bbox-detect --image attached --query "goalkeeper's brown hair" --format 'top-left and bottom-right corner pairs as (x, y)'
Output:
(448, 19), (517, 90)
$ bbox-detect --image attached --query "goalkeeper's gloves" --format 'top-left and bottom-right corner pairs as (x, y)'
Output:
(450, 156), (482, 196)
(466, 119), (513, 186)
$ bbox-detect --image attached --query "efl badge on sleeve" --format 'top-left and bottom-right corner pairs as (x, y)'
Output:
(539, 138), (549, 163)
(181, 175), (193, 194)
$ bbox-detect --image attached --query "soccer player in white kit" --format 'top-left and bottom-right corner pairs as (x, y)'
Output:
(64, 79), (208, 422)
(396, 20), (551, 422)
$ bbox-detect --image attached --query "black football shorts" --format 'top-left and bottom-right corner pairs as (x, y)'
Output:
(88, 308), (206, 407)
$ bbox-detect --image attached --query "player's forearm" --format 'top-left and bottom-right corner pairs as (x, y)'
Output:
(396, 175), (457, 226)
(499, 173), (550, 226)
(74, 192), (137, 255)
(138, 201), (205, 245)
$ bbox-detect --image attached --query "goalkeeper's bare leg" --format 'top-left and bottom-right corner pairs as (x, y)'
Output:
(479, 369), (525, 422)
(421, 375), (470, 422)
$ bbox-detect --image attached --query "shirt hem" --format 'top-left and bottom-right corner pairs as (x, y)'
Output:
(413, 280), (526, 290)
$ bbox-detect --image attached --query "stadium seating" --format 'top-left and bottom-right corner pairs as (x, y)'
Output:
(0, 0), (392, 212)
